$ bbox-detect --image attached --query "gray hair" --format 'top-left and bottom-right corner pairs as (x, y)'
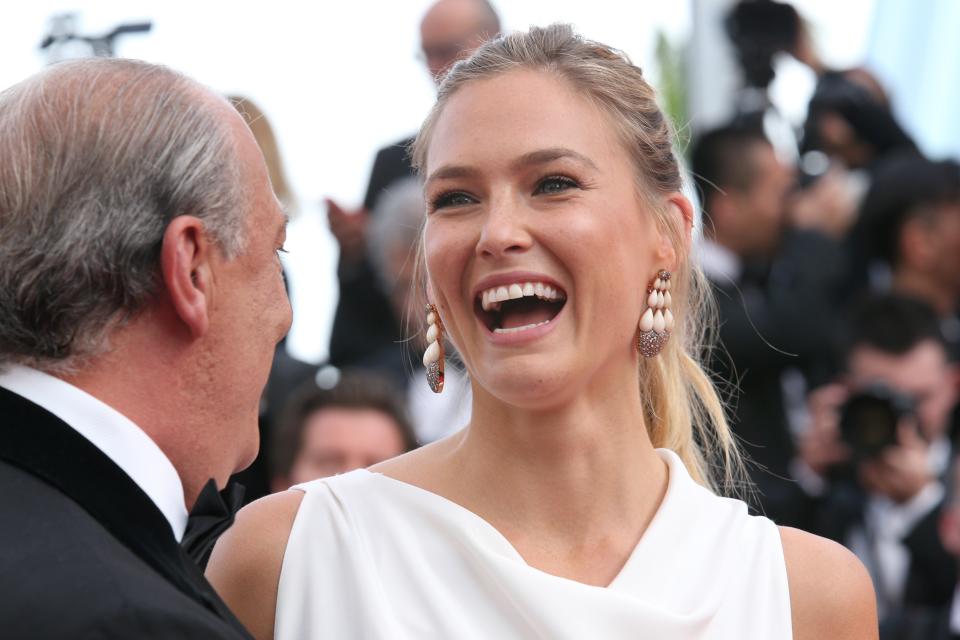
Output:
(367, 177), (426, 294)
(0, 58), (247, 372)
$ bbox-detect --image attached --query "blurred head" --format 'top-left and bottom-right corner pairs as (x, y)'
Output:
(725, 0), (802, 89)
(692, 125), (792, 259)
(860, 153), (960, 301)
(0, 58), (291, 489)
(272, 373), (417, 489)
(804, 71), (916, 169)
(229, 95), (295, 212)
(420, 0), (500, 82)
(368, 178), (426, 321)
(411, 24), (743, 491)
(845, 295), (958, 442)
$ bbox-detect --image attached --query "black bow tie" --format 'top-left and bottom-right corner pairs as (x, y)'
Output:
(181, 479), (245, 570)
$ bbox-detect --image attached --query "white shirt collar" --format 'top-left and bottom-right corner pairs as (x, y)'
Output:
(0, 364), (189, 541)
(695, 238), (743, 283)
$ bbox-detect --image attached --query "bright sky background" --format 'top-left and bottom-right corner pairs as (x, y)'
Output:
(1, 1), (875, 363)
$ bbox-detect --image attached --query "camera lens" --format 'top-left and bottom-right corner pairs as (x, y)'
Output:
(839, 385), (915, 458)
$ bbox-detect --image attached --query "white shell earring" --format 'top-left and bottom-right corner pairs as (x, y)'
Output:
(637, 270), (673, 357)
(423, 303), (445, 393)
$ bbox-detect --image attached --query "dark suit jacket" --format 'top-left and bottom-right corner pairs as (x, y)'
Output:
(707, 230), (848, 527)
(329, 136), (415, 377)
(0, 386), (251, 639)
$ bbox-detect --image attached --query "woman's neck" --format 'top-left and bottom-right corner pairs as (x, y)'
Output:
(431, 370), (668, 585)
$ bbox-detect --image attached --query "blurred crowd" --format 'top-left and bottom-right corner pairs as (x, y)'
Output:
(215, 0), (959, 637)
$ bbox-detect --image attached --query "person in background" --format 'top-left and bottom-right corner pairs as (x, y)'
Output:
(270, 372), (417, 491)
(229, 96), (295, 213)
(798, 294), (959, 636)
(936, 462), (960, 638)
(725, 0), (917, 172)
(691, 124), (848, 526)
(853, 153), (960, 357)
(366, 177), (472, 442)
(0, 58), (291, 638)
(326, 0), (500, 373)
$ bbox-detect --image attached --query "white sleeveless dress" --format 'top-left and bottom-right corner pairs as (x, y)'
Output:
(276, 449), (792, 639)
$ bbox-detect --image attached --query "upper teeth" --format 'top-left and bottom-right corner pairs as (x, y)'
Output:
(479, 281), (564, 311)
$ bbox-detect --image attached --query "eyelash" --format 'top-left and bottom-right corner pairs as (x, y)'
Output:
(429, 175), (581, 212)
(535, 175), (580, 194)
(429, 191), (475, 211)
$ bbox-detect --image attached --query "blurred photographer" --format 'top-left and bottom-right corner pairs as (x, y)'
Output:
(797, 294), (959, 634)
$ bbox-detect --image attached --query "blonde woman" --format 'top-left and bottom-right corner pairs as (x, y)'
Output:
(208, 24), (877, 639)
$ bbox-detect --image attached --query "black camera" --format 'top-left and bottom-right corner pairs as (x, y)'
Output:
(839, 384), (917, 459)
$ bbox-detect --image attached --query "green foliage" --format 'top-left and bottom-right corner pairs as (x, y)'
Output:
(654, 30), (691, 156)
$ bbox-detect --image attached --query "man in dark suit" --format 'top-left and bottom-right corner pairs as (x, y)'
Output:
(0, 58), (291, 638)
(691, 124), (848, 526)
(798, 295), (958, 636)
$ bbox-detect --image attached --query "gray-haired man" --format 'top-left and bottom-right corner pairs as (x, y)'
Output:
(0, 58), (291, 638)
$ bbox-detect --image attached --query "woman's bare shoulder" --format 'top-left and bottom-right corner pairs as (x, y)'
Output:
(206, 490), (304, 640)
(779, 526), (878, 640)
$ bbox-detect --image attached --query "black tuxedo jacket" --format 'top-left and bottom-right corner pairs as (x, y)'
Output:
(0, 386), (252, 639)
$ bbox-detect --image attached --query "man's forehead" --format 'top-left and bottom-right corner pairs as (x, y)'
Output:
(850, 341), (948, 386)
(421, 0), (487, 38)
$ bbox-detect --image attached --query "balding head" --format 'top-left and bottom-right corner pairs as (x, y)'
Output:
(0, 58), (248, 372)
(420, 0), (500, 82)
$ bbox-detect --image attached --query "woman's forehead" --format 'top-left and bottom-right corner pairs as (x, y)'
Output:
(425, 69), (624, 175)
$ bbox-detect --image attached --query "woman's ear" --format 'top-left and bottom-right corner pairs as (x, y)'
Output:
(654, 193), (694, 270)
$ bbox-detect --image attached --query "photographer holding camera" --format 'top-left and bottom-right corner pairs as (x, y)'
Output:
(797, 294), (959, 635)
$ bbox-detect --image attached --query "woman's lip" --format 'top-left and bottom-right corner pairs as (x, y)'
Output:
(471, 271), (566, 302)
(477, 301), (566, 345)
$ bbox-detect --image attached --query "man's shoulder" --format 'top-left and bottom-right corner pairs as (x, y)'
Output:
(0, 461), (243, 638)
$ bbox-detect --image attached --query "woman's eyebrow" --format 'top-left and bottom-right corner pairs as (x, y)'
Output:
(426, 147), (598, 187)
(425, 164), (478, 187)
(511, 148), (599, 172)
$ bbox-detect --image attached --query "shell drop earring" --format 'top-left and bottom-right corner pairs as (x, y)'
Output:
(423, 304), (445, 393)
(637, 270), (673, 357)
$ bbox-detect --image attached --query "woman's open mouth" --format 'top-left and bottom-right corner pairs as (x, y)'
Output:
(474, 281), (567, 334)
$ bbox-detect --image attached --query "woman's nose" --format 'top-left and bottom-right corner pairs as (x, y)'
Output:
(475, 199), (533, 259)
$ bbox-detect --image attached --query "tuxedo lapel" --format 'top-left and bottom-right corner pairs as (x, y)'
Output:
(0, 387), (250, 637)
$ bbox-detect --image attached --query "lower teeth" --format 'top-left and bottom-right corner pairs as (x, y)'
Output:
(493, 320), (551, 334)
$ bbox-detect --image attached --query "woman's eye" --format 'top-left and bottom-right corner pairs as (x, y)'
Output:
(431, 191), (475, 210)
(536, 176), (579, 195)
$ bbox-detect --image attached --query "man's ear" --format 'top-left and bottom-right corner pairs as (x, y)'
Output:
(160, 215), (213, 338)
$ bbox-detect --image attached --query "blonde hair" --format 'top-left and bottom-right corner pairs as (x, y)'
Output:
(228, 96), (295, 212)
(411, 24), (746, 495)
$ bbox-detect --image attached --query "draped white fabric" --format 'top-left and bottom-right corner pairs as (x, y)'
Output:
(277, 449), (792, 639)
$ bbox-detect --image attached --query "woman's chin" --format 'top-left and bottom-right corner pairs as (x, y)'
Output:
(474, 363), (579, 411)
